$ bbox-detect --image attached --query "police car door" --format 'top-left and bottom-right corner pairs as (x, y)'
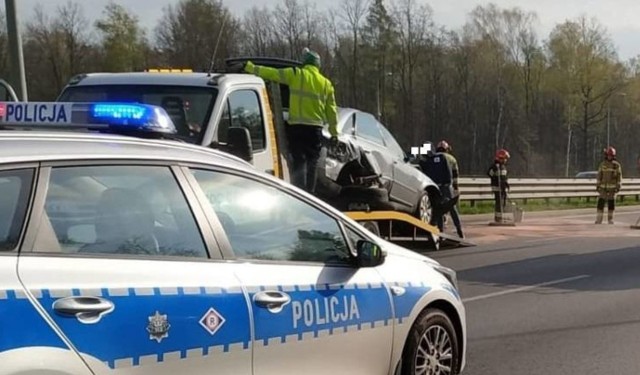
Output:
(186, 168), (396, 375)
(17, 163), (253, 375)
(0, 166), (92, 374)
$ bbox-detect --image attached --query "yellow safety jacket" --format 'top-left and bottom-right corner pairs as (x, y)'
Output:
(244, 61), (339, 137)
(597, 159), (622, 191)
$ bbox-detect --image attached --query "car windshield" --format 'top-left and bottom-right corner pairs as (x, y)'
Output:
(58, 85), (218, 144)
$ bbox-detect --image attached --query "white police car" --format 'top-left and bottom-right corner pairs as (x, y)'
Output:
(0, 102), (466, 375)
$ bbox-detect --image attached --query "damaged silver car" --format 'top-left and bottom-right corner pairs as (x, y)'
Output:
(316, 108), (442, 224)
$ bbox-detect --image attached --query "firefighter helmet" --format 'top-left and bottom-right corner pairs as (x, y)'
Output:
(495, 149), (510, 161)
(604, 146), (616, 157)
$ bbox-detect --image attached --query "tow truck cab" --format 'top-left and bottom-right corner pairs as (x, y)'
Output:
(56, 68), (284, 177)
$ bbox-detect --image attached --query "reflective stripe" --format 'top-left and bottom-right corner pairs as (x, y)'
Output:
(289, 88), (325, 101)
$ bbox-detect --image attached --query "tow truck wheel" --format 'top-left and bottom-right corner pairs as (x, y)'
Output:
(415, 192), (432, 224)
(401, 308), (461, 375)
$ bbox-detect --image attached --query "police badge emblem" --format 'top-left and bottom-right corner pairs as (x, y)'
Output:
(147, 311), (170, 343)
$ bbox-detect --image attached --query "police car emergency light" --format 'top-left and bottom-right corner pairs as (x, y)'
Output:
(0, 101), (177, 135)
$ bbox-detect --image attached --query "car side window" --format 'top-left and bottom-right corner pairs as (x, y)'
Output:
(0, 169), (34, 251)
(217, 90), (265, 151)
(31, 165), (207, 258)
(355, 112), (384, 145)
(190, 169), (353, 264)
(379, 124), (406, 160)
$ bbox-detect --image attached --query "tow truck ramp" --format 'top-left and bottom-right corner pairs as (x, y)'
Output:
(345, 211), (475, 252)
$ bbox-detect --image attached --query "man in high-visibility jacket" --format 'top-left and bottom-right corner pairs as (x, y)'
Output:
(596, 146), (622, 224)
(232, 49), (339, 195)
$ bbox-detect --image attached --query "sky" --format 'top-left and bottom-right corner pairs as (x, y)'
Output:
(12, 0), (640, 60)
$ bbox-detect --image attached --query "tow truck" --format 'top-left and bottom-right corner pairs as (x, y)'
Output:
(3, 60), (473, 251)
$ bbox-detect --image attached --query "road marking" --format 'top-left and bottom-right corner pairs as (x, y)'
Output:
(462, 275), (590, 303)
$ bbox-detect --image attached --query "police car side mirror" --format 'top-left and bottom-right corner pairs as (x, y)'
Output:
(356, 240), (385, 267)
(227, 127), (253, 163)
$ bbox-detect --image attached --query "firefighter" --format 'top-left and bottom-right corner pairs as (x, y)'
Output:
(487, 149), (510, 223)
(596, 146), (622, 224)
(436, 140), (464, 238)
(230, 48), (339, 194)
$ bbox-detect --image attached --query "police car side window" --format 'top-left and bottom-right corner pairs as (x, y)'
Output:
(191, 169), (353, 264)
(355, 113), (384, 145)
(218, 90), (266, 151)
(31, 166), (207, 258)
(0, 169), (34, 251)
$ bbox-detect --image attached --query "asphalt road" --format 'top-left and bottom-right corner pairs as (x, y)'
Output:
(430, 206), (640, 375)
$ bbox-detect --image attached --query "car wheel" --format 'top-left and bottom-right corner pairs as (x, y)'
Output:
(360, 221), (380, 236)
(415, 192), (432, 224)
(401, 308), (461, 375)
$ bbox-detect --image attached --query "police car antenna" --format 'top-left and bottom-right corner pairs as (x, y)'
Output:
(207, 11), (228, 77)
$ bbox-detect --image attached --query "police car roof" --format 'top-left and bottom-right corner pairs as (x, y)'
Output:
(65, 72), (265, 88)
(0, 131), (251, 168)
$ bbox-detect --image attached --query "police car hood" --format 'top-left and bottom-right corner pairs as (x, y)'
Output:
(376, 238), (440, 267)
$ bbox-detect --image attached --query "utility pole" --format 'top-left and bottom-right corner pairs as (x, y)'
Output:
(5, 0), (27, 101)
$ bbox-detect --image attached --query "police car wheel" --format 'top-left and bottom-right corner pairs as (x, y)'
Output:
(401, 308), (461, 375)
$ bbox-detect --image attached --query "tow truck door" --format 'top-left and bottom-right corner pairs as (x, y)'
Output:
(204, 82), (278, 176)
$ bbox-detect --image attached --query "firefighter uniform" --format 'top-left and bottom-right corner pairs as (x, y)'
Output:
(596, 147), (622, 224)
(487, 149), (510, 223)
(242, 49), (339, 194)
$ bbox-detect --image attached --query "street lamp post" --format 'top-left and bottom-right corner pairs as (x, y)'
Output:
(5, 0), (27, 101)
(607, 92), (627, 147)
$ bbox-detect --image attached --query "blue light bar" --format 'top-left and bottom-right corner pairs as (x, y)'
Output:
(92, 104), (148, 120)
(88, 103), (177, 134)
(0, 101), (178, 136)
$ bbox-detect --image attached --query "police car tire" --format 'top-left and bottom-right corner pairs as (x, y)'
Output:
(401, 308), (461, 375)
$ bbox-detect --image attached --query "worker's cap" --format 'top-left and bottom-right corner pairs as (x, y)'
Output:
(302, 47), (321, 68)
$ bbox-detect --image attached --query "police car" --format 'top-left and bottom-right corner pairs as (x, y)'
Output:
(0, 101), (466, 375)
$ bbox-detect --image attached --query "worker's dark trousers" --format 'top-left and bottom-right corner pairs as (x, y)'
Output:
(493, 190), (507, 222)
(287, 125), (323, 194)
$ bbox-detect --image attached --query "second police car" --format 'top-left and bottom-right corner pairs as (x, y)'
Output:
(0, 101), (466, 375)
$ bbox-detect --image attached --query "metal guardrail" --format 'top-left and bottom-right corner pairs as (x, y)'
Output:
(458, 177), (640, 204)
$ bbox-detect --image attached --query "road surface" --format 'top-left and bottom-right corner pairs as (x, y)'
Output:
(431, 206), (640, 374)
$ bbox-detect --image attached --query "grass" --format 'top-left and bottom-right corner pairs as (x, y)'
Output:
(457, 196), (640, 215)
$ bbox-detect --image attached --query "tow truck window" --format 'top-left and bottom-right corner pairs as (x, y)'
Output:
(217, 90), (266, 151)
(31, 165), (207, 258)
(0, 169), (34, 251)
(190, 169), (351, 264)
(57, 85), (217, 144)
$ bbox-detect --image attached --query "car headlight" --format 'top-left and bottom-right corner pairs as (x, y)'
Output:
(433, 264), (458, 290)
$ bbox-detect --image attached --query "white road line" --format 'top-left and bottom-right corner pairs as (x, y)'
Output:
(462, 275), (590, 303)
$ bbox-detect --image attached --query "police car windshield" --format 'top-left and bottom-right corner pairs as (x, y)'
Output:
(58, 85), (217, 144)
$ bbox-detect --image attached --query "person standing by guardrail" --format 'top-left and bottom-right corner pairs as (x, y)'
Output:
(487, 149), (510, 223)
(596, 146), (622, 224)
